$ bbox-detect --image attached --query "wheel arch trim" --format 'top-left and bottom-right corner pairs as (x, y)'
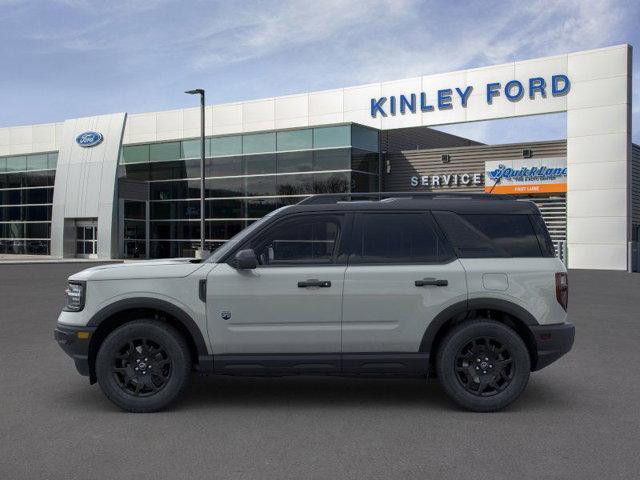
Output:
(420, 298), (539, 353)
(86, 297), (209, 357)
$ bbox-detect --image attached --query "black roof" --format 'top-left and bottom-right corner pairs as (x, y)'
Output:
(280, 193), (540, 216)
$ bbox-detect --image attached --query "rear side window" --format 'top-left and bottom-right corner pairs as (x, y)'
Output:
(529, 214), (556, 257)
(433, 211), (543, 258)
(352, 212), (454, 264)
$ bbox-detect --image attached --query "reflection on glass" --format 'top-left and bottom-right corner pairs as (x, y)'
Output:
(277, 151), (312, 173)
(245, 176), (277, 196)
(206, 156), (243, 177)
(150, 142), (181, 162)
(245, 154), (276, 175)
(206, 177), (244, 198)
(277, 129), (312, 151)
(313, 126), (350, 149)
(243, 132), (276, 154)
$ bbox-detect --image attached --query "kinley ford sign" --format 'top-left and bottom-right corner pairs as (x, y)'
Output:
(409, 157), (567, 194)
(370, 74), (570, 117)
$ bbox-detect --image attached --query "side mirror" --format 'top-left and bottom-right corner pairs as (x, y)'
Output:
(232, 249), (258, 270)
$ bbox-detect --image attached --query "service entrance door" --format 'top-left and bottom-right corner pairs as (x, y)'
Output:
(75, 220), (98, 258)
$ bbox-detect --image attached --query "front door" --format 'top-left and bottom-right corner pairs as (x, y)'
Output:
(341, 212), (467, 363)
(206, 213), (348, 360)
(75, 221), (98, 259)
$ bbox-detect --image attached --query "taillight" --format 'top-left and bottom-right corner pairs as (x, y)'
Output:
(555, 272), (568, 311)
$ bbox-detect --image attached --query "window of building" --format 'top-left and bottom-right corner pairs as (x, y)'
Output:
(181, 139), (206, 159)
(354, 213), (452, 264)
(351, 125), (379, 152)
(207, 199), (245, 218)
(313, 126), (350, 149)
(249, 215), (341, 265)
(124, 201), (146, 220)
(47, 153), (58, 170)
(245, 175), (277, 197)
(245, 154), (276, 175)
(206, 177), (245, 198)
(276, 174), (314, 196)
(243, 132), (276, 154)
(211, 136), (242, 157)
(26, 154), (49, 171)
(277, 129), (313, 151)
(207, 156), (243, 177)
(312, 172), (349, 194)
(277, 151), (313, 173)
(313, 149), (350, 171)
(6, 156), (27, 172)
(150, 142), (181, 162)
(122, 145), (150, 164)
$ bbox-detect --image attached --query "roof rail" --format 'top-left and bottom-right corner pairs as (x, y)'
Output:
(297, 192), (514, 205)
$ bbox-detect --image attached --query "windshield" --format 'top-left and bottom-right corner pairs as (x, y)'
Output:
(206, 206), (292, 263)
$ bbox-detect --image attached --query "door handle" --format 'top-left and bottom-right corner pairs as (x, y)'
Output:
(415, 278), (448, 287)
(297, 279), (331, 288)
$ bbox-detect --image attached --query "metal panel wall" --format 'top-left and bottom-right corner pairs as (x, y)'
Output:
(383, 139), (568, 244)
(384, 139), (566, 191)
(50, 113), (127, 259)
(632, 143), (640, 229)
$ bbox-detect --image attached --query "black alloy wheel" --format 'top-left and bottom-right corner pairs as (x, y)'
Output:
(436, 319), (530, 412)
(112, 338), (172, 397)
(454, 336), (514, 397)
(96, 320), (191, 413)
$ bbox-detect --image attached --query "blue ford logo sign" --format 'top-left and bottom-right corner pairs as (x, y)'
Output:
(76, 131), (103, 147)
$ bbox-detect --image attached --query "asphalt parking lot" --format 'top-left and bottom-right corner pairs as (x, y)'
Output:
(1, 263), (639, 479)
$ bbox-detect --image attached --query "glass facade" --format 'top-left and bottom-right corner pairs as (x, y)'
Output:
(119, 124), (380, 258)
(0, 152), (57, 255)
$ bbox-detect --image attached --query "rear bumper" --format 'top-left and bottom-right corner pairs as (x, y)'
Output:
(530, 321), (575, 371)
(54, 324), (96, 377)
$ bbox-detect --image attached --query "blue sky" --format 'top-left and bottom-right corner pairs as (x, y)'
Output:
(0, 0), (638, 144)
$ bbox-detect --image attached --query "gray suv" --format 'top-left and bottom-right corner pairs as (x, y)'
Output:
(55, 193), (574, 412)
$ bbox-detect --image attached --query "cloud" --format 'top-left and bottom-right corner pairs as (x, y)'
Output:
(1, 0), (637, 141)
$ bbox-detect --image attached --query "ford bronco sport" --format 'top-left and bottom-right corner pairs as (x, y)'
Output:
(54, 193), (574, 412)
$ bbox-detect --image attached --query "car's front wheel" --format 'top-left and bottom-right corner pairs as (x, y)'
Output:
(436, 319), (531, 412)
(95, 320), (191, 412)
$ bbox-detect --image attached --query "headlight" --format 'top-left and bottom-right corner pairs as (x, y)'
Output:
(64, 282), (85, 312)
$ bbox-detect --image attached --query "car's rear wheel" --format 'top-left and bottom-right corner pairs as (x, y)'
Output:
(96, 320), (191, 412)
(436, 319), (530, 412)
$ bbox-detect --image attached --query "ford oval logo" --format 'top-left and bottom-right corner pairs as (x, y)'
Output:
(76, 131), (103, 147)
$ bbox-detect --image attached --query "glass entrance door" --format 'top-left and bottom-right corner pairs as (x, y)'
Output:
(76, 222), (98, 258)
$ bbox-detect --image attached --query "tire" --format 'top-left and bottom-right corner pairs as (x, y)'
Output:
(96, 320), (192, 413)
(436, 319), (530, 412)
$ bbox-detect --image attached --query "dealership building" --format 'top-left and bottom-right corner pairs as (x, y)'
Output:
(0, 44), (637, 271)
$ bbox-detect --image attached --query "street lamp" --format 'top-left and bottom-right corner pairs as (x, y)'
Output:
(185, 89), (206, 258)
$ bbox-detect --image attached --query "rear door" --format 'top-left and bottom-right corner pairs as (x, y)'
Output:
(341, 212), (467, 366)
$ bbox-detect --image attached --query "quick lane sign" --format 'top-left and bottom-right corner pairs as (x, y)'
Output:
(370, 74), (570, 117)
(485, 157), (567, 194)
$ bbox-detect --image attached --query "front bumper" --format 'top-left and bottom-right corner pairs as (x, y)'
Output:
(54, 324), (96, 377)
(530, 321), (575, 371)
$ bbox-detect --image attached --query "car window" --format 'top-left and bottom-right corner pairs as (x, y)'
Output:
(250, 215), (341, 265)
(353, 213), (453, 264)
(433, 211), (542, 258)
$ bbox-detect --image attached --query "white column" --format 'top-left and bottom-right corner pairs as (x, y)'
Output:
(566, 45), (632, 270)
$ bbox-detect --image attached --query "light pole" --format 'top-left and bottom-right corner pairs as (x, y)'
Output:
(185, 89), (206, 258)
